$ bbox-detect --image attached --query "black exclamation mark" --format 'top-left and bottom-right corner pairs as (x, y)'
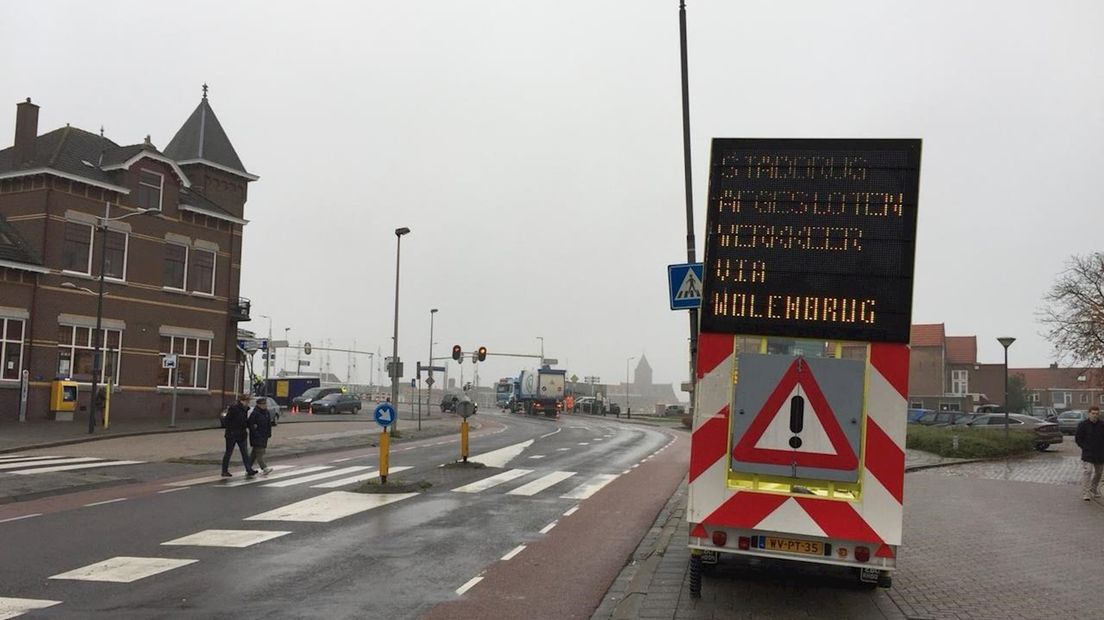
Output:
(789, 395), (804, 449)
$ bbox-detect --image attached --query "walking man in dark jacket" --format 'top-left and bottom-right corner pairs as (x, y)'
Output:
(222, 394), (257, 478)
(1075, 405), (1103, 501)
(247, 399), (275, 475)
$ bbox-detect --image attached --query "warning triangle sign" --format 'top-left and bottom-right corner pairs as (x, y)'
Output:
(732, 358), (858, 471)
(675, 268), (702, 300)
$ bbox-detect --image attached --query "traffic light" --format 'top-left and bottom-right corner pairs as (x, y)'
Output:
(452, 345), (462, 361)
(477, 346), (487, 362)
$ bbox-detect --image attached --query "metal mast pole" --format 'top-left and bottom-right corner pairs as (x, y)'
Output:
(679, 0), (699, 418)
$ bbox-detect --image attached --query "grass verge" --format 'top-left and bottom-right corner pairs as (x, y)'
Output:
(906, 425), (1036, 459)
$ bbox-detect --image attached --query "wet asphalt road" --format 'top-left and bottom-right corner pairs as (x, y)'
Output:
(0, 410), (681, 619)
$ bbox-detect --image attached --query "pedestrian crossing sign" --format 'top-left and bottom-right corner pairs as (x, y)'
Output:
(668, 263), (704, 310)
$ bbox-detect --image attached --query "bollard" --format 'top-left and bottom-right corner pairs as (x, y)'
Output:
(689, 550), (703, 598)
(952, 435), (960, 452)
(379, 430), (390, 484)
(461, 419), (469, 462)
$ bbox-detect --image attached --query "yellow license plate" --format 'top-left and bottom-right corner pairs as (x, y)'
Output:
(764, 536), (823, 556)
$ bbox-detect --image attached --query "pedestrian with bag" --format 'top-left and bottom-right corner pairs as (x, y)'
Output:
(222, 393), (257, 478)
(1075, 405), (1104, 501)
(247, 398), (275, 475)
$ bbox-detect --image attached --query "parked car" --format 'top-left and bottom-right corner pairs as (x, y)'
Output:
(965, 413), (1063, 451)
(1027, 406), (1059, 423)
(1057, 410), (1089, 434)
(309, 393), (362, 415)
(915, 411), (979, 426)
(663, 404), (687, 417)
(907, 408), (934, 423)
(607, 402), (621, 417)
(441, 394), (461, 413)
(574, 396), (598, 413)
(251, 396), (282, 423)
(292, 387), (344, 411)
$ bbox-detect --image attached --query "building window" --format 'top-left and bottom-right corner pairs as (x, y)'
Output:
(62, 221), (93, 273)
(159, 336), (211, 389)
(1100, 394), (1104, 405)
(951, 370), (968, 396)
(164, 243), (188, 290)
(102, 229), (128, 280)
(1081, 393), (1090, 404)
(910, 401), (923, 409)
(138, 170), (163, 211)
(190, 248), (216, 295)
(57, 325), (121, 384)
(1, 318), (24, 381)
(1031, 393), (1040, 403)
(1059, 392), (1072, 405)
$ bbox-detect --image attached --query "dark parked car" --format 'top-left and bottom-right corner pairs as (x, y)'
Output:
(1057, 410), (1088, 434)
(664, 404), (687, 417)
(965, 413), (1063, 451)
(309, 393), (362, 415)
(915, 411), (979, 427)
(441, 394), (461, 413)
(292, 387), (344, 412)
(1027, 406), (1059, 423)
(574, 397), (602, 414)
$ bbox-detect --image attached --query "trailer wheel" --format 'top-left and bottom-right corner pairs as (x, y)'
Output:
(689, 551), (702, 598)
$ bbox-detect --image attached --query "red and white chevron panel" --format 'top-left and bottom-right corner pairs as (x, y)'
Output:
(688, 333), (908, 555)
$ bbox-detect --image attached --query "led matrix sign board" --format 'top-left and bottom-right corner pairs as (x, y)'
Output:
(701, 138), (921, 343)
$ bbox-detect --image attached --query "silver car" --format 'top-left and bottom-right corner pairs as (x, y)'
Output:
(1056, 410), (1087, 434)
(251, 396), (282, 423)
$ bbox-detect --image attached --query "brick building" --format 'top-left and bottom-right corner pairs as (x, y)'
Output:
(1013, 365), (1104, 411)
(907, 323), (1005, 411)
(0, 90), (257, 423)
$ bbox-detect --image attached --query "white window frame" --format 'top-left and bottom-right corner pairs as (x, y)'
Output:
(190, 247), (216, 296)
(1099, 394), (1104, 405)
(138, 169), (164, 211)
(159, 335), (211, 389)
(1031, 393), (1040, 403)
(61, 220), (94, 276)
(951, 369), (968, 396)
(102, 228), (129, 282)
(57, 325), (122, 384)
(1081, 393), (1090, 404)
(0, 317), (25, 381)
(1060, 391), (1072, 405)
(163, 242), (189, 291)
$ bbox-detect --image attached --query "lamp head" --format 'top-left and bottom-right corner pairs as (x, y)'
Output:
(997, 337), (1016, 349)
(395, 227), (411, 237)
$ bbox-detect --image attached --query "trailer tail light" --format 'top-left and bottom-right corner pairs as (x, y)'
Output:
(737, 536), (750, 550)
(854, 546), (871, 563)
(712, 531), (727, 547)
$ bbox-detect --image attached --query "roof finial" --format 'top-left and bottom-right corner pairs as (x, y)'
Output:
(202, 83), (208, 100)
(99, 126), (104, 138)
(144, 134), (152, 146)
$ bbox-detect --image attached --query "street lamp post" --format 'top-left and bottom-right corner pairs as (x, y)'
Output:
(258, 315), (273, 395)
(997, 337), (1016, 439)
(425, 308), (438, 429)
(283, 327), (291, 374)
(74, 206), (157, 434)
(390, 227), (411, 433)
(625, 356), (636, 419)
(537, 337), (545, 365)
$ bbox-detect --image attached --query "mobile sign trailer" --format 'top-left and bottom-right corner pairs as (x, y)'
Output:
(687, 139), (920, 593)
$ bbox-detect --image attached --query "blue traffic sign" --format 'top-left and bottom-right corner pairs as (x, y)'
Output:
(373, 402), (396, 428)
(668, 263), (704, 310)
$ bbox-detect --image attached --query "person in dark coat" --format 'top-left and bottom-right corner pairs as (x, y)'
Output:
(222, 394), (257, 478)
(247, 399), (275, 475)
(1075, 405), (1103, 501)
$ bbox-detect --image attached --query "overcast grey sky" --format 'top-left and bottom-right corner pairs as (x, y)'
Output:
(3, 1), (1102, 389)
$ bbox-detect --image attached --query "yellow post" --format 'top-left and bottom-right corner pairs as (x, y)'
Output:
(461, 419), (469, 463)
(103, 381), (111, 429)
(379, 430), (390, 484)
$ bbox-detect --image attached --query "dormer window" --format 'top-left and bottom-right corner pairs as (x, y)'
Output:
(138, 169), (163, 211)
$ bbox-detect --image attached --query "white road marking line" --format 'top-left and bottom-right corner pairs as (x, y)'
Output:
(563, 506), (579, 517)
(0, 596), (61, 617)
(507, 471), (576, 496)
(244, 491), (418, 522)
(331, 457), (354, 463)
(0, 455), (58, 462)
(0, 457), (101, 471)
(0, 513), (41, 524)
(263, 466), (372, 488)
(452, 469), (532, 493)
(593, 438), (604, 442)
(221, 466), (332, 487)
(311, 466), (412, 489)
(468, 440), (534, 468)
(632, 464), (640, 469)
(577, 442), (589, 446)
(84, 497), (127, 507)
(456, 575), (483, 596)
(158, 487), (188, 494)
(15, 460), (143, 475)
(501, 545), (526, 561)
(561, 474), (619, 500)
(50, 556), (198, 583)
(622, 469), (631, 475)
(539, 428), (562, 439)
(539, 521), (557, 534)
(165, 465), (295, 487)
(556, 448), (570, 452)
(527, 455), (546, 460)
(162, 529), (291, 548)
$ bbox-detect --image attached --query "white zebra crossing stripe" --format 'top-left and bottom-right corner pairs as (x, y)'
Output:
(162, 529), (291, 548)
(262, 466), (372, 488)
(0, 596), (61, 618)
(13, 460), (143, 475)
(451, 469), (533, 493)
(0, 457), (101, 471)
(164, 465), (295, 487)
(0, 455), (58, 462)
(244, 491), (418, 522)
(560, 474), (619, 500)
(311, 466), (412, 489)
(468, 440), (534, 468)
(220, 466), (332, 487)
(50, 556), (197, 583)
(507, 471), (576, 496)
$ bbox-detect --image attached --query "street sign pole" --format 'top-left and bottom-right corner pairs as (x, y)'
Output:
(171, 368), (178, 428)
(18, 369), (29, 422)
